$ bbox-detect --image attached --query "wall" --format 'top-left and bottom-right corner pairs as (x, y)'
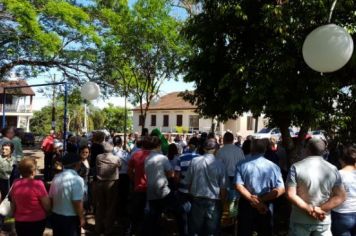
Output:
(133, 109), (213, 133)
(132, 110), (267, 136)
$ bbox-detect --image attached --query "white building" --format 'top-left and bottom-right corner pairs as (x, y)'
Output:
(132, 92), (266, 137)
(0, 80), (35, 131)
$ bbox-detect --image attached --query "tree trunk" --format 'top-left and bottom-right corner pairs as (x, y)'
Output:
(278, 116), (310, 169)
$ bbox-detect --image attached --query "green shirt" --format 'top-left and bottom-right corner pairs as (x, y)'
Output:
(0, 156), (14, 180)
(12, 136), (23, 162)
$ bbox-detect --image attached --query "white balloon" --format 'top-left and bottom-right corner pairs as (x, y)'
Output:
(81, 82), (100, 100)
(302, 24), (354, 73)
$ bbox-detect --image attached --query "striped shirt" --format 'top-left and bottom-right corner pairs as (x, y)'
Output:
(175, 151), (199, 193)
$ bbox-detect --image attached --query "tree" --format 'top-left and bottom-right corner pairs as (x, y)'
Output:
(93, 0), (186, 132)
(182, 0), (356, 163)
(102, 103), (132, 133)
(30, 88), (94, 135)
(0, 0), (99, 80)
(318, 85), (356, 143)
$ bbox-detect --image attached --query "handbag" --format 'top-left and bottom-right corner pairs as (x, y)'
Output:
(0, 184), (13, 217)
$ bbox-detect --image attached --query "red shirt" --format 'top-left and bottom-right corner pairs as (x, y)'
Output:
(41, 135), (54, 153)
(11, 179), (48, 222)
(128, 149), (150, 192)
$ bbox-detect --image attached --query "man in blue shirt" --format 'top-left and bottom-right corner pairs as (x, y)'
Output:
(174, 137), (200, 236)
(235, 139), (285, 236)
(185, 138), (227, 236)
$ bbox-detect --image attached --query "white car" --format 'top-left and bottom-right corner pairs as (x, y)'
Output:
(253, 128), (294, 139)
(253, 128), (281, 139)
(311, 130), (327, 141)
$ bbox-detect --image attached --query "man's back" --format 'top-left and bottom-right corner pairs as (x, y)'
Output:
(186, 154), (227, 200)
(144, 151), (172, 200)
(287, 156), (341, 224)
(41, 135), (54, 153)
(96, 153), (120, 180)
(49, 169), (84, 216)
(175, 151), (200, 193)
(236, 155), (284, 196)
(216, 144), (245, 177)
(128, 149), (150, 192)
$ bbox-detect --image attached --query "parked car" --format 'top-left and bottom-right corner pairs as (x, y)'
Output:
(253, 128), (294, 139)
(293, 131), (312, 140)
(21, 132), (35, 146)
(311, 130), (328, 141)
(253, 128), (281, 139)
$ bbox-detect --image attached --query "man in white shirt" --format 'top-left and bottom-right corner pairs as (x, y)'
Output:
(216, 131), (245, 181)
(286, 138), (346, 236)
(49, 153), (85, 236)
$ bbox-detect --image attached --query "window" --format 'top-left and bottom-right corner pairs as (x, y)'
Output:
(163, 115), (169, 127)
(247, 116), (254, 131)
(151, 114), (156, 126)
(189, 115), (199, 130)
(139, 115), (144, 126)
(176, 115), (183, 126)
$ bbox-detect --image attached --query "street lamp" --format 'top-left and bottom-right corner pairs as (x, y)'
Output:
(80, 82), (101, 100)
(80, 82), (100, 133)
(80, 82), (100, 132)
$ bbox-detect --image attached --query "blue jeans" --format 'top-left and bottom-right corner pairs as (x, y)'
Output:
(289, 222), (332, 236)
(188, 198), (222, 236)
(176, 192), (192, 236)
(332, 211), (356, 236)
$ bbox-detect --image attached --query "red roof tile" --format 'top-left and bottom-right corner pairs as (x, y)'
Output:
(132, 92), (195, 111)
(0, 80), (35, 96)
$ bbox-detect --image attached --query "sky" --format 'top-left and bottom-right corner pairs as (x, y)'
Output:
(26, 77), (194, 111)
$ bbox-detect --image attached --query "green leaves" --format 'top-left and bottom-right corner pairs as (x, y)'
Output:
(0, 0), (99, 79)
(183, 0), (356, 140)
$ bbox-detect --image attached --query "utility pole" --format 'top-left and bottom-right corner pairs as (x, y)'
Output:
(123, 79), (127, 150)
(51, 75), (56, 130)
(83, 100), (88, 134)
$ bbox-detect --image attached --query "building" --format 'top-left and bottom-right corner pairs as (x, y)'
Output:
(0, 80), (35, 131)
(132, 92), (266, 137)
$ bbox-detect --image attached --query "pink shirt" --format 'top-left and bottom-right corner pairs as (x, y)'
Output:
(11, 179), (48, 222)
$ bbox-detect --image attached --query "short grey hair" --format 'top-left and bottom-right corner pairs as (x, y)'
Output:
(306, 138), (326, 156)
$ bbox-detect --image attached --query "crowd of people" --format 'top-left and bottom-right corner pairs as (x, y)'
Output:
(0, 126), (355, 236)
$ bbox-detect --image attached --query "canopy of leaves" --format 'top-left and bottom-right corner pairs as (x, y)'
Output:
(102, 103), (132, 133)
(182, 0), (356, 140)
(0, 0), (100, 80)
(92, 0), (187, 128)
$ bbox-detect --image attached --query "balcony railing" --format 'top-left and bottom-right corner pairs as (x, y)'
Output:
(0, 104), (32, 113)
